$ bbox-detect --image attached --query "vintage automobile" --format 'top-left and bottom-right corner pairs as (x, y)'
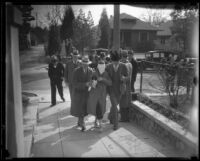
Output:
(91, 48), (109, 56)
(140, 50), (182, 70)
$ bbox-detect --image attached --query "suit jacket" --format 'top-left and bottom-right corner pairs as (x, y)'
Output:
(120, 60), (132, 108)
(64, 60), (79, 85)
(106, 62), (129, 102)
(48, 62), (64, 82)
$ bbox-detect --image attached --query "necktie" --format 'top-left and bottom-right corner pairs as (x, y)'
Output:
(114, 65), (118, 72)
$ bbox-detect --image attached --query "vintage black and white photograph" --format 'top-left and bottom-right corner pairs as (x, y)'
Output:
(5, 2), (199, 158)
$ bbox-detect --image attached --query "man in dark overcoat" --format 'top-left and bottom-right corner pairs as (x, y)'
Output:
(71, 55), (93, 131)
(48, 55), (65, 106)
(128, 50), (138, 92)
(106, 51), (129, 130)
(64, 50), (79, 101)
(120, 50), (132, 122)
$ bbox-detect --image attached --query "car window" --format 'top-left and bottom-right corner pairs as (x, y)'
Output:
(160, 53), (164, 58)
(153, 53), (159, 58)
(146, 53), (151, 58)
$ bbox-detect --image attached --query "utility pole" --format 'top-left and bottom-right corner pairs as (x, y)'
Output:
(36, 12), (38, 27)
(113, 5), (120, 53)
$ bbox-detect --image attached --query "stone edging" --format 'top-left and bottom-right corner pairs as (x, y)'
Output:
(130, 100), (198, 155)
(23, 96), (40, 157)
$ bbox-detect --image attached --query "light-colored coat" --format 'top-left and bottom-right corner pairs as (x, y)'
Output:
(87, 70), (112, 116)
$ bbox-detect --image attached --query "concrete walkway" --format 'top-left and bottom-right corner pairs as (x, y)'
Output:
(29, 91), (186, 158)
(20, 45), (186, 158)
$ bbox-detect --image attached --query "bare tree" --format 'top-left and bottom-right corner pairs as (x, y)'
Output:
(151, 61), (195, 108)
(45, 5), (66, 26)
(140, 9), (168, 27)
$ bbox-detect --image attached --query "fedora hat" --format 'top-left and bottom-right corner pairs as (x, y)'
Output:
(121, 50), (128, 58)
(71, 50), (79, 56)
(81, 55), (91, 65)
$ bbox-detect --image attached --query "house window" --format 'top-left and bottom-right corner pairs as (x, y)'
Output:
(124, 31), (131, 46)
(139, 32), (148, 42)
(160, 38), (165, 44)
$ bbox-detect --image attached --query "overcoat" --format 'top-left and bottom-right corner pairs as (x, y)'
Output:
(87, 70), (112, 116)
(48, 62), (64, 82)
(119, 60), (132, 108)
(106, 62), (129, 102)
(130, 58), (138, 82)
(64, 60), (79, 100)
(64, 60), (79, 85)
(70, 66), (93, 117)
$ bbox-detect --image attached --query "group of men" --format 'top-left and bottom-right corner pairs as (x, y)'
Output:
(48, 49), (138, 132)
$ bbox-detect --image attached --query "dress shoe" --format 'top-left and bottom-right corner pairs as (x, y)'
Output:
(50, 103), (56, 107)
(62, 97), (65, 102)
(81, 125), (86, 132)
(109, 119), (113, 124)
(119, 119), (129, 122)
(113, 126), (118, 131)
(94, 121), (99, 128)
(98, 126), (103, 133)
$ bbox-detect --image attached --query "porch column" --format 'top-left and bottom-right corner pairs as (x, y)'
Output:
(6, 4), (25, 157)
(113, 5), (120, 52)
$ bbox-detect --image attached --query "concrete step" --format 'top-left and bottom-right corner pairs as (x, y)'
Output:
(23, 96), (39, 157)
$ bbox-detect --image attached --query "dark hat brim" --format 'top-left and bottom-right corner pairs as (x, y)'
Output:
(80, 60), (92, 64)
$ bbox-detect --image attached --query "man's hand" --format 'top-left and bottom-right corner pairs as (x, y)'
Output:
(92, 80), (97, 88)
(121, 76), (126, 81)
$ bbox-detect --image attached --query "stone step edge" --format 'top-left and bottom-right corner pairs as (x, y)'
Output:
(131, 100), (198, 150)
(23, 98), (39, 157)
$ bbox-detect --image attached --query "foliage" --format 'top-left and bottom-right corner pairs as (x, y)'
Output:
(137, 93), (190, 130)
(19, 5), (35, 50)
(148, 60), (196, 108)
(98, 8), (110, 48)
(47, 24), (61, 56)
(72, 9), (99, 53)
(30, 26), (48, 44)
(60, 5), (75, 41)
(170, 5), (199, 55)
(45, 5), (66, 26)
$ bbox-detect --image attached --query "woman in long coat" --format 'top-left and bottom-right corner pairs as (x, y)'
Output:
(71, 55), (93, 131)
(87, 60), (112, 131)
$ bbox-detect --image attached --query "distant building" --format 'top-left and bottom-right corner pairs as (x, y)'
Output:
(154, 20), (183, 52)
(109, 13), (160, 52)
(30, 31), (38, 46)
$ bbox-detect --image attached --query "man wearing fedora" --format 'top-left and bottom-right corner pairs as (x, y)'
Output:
(106, 51), (129, 130)
(64, 50), (80, 101)
(71, 55), (93, 131)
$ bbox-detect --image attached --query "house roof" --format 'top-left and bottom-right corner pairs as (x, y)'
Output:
(109, 13), (160, 31)
(157, 20), (173, 36)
